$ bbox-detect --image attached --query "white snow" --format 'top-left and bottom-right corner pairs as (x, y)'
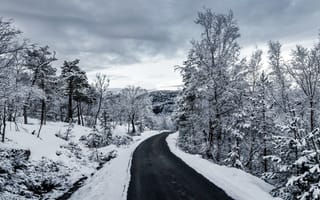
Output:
(166, 132), (279, 200)
(2, 118), (161, 199)
(69, 130), (160, 200)
(2, 118), (135, 184)
(5, 118), (90, 160)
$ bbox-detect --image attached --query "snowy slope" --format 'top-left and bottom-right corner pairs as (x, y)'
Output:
(3, 118), (97, 177)
(69, 130), (160, 200)
(1, 118), (139, 199)
(6, 119), (85, 156)
(166, 132), (278, 200)
(4, 118), (129, 162)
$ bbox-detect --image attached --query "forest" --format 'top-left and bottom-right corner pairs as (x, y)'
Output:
(175, 9), (320, 200)
(0, 17), (171, 142)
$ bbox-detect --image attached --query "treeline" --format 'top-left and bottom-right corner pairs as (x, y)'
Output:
(175, 9), (320, 200)
(0, 18), (155, 143)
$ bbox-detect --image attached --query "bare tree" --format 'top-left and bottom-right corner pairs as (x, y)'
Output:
(247, 49), (263, 93)
(120, 86), (150, 134)
(0, 18), (24, 142)
(93, 73), (109, 126)
(268, 41), (292, 115)
(194, 9), (241, 161)
(287, 43), (320, 132)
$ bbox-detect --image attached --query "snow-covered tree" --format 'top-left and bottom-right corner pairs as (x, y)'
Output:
(23, 45), (57, 136)
(93, 73), (109, 126)
(60, 59), (89, 122)
(287, 42), (320, 132)
(0, 18), (24, 142)
(268, 41), (291, 116)
(176, 9), (242, 161)
(120, 86), (151, 134)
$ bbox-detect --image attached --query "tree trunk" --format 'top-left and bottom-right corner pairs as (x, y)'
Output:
(208, 119), (214, 146)
(292, 120), (299, 160)
(2, 102), (6, 142)
(67, 82), (73, 122)
(8, 112), (12, 122)
(13, 105), (17, 123)
(131, 114), (136, 134)
(38, 99), (46, 138)
(215, 113), (222, 162)
(213, 88), (222, 162)
(216, 131), (222, 162)
(262, 89), (267, 173)
(236, 137), (241, 160)
(77, 100), (81, 125)
(310, 99), (314, 131)
(207, 119), (214, 159)
(80, 102), (84, 126)
(94, 93), (103, 126)
(246, 133), (255, 172)
(23, 104), (28, 124)
(40, 99), (46, 126)
(263, 139), (267, 172)
(60, 106), (64, 122)
(7, 102), (12, 122)
(44, 103), (47, 125)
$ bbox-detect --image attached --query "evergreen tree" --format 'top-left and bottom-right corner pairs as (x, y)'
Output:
(60, 59), (89, 122)
(23, 45), (57, 136)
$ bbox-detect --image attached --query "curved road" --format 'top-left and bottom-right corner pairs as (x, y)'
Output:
(127, 132), (233, 200)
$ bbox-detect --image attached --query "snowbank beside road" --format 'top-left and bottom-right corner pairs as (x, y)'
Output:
(166, 132), (277, 200)
(69, 130), (160, 200)
(1, 118), (144, 199)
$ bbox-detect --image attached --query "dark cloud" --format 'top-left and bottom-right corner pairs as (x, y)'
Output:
(0, 0), (319, 71)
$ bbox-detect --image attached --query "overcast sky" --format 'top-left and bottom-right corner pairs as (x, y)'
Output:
(1, 0), (319, 89)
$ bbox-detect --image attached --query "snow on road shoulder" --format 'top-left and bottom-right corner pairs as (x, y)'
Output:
(69, 130), (160, 200)
(166, 132), (277, 200)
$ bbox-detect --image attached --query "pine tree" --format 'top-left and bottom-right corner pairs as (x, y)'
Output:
(23, 45), (57, 136)
(60, 59), (89, 122)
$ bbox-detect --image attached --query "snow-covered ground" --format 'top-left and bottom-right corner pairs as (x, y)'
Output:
(69, 130), (160, 200)
(3, 118), (97, 180)
(166, 132), (279, 200)
(0, 118), (151, 199)
(4, 119), (132, 162)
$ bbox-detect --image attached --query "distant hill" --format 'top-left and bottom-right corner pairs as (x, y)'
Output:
(148, 90), (179, 115)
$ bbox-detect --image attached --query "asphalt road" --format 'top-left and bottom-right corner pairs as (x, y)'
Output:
(127, 132), (233, 200)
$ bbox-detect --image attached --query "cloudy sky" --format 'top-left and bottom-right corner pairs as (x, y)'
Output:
(0, 0), (319, 89)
